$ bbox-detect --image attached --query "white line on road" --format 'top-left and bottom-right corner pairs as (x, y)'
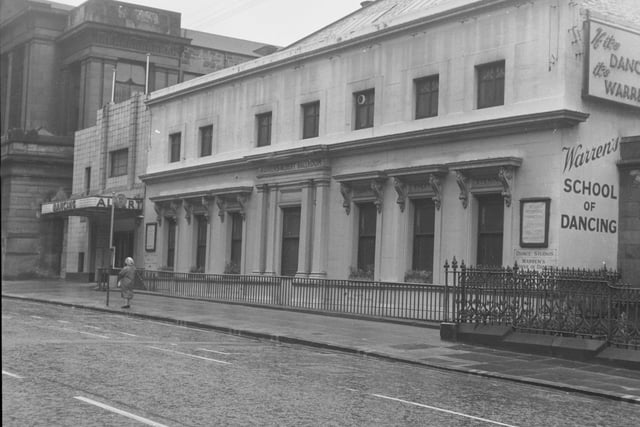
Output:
(50, 326), (110, 339)
(118, 331), (138, 337)
(74, 396), (169, 427)
(147, 346), (231, 364)
(372, 393), (519, 427)
(84, 325), (102, 330)
(196, 348), (236, 355)
(30, 315), (43, 319)
(2, 370), (24, 379)
(57, 320), (70, 323)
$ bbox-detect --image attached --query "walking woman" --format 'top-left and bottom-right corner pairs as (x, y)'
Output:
(118, 257), (136, 309)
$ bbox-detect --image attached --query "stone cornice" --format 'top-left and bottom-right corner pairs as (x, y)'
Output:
(149, 186), (253, 203)
(140, 110), (587, 184)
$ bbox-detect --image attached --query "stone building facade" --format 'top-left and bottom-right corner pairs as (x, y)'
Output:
(139, 0), (639, 285)
(1, 0), (277, 279)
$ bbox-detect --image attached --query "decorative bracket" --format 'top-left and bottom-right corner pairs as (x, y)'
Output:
(201, 196), (211, 223)
(371, 179), (385, 213)
(428, 174), (443, 210)
(392, 177), (408, 212)
(154, 203), (162, 226)
(455, 171), (469, 209)
(498, 166), (514, 207)
(237, 194), (247, 220)
(216, 197), (226, 222)
(340, 183), (352, 215)
(167, 200), (181, 223)
(183, 199), (193, 225)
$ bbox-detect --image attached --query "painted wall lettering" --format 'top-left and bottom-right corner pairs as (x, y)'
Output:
(561, 137), (619, 173)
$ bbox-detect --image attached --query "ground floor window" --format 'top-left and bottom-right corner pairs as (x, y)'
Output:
(228, 213), (243, 273)
(281, 207), (301, 276)
(477, 194), (504, 266)
(357, 203), (377, 275)
(167, 220), (176, 268)
(195, 216), (207, 271)
(412, 199), (435, 273)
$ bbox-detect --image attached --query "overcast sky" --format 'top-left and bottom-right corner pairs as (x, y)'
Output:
(53, 0), (366, 46)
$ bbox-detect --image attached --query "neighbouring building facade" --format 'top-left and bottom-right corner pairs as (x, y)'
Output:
(138, 0), (640, 286)
(1, 0), (277, 279)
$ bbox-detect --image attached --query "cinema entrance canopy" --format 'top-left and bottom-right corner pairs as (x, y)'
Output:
(40, 195), (143, 219)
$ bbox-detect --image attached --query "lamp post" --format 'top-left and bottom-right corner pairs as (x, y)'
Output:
(106, 192), (115, 306)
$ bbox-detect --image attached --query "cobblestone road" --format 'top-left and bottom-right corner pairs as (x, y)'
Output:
(3, 300), (639, 426)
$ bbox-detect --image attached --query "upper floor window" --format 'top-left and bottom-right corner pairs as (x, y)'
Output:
(109, 149), (128, 177)
(477, 61), (505, 109)
(256, 112), (272, 147)
(169, 132), (181, 163)
(84, 167), (91, 195)
(302, 101), (320, 139)
(199, 125), (213, 157)
(415, 75), (439, 119)
(354, 89), (375, 130)
(114, 61), (145, 103)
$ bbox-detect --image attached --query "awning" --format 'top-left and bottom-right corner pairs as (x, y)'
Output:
(40, 195), (143, 218)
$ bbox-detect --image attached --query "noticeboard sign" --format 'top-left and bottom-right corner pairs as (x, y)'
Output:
(585, 19), (640, 108)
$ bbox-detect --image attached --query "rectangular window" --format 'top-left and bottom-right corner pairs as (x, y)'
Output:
(169, 132), (181, 163)
(109, 149), (128, 177)
(195, 215), (207, 270)
(357, 203), (377, 272)
(302, 101), (320, 139)
(281, 207), (301, 276)
(199, 125), (213, 157)
(415, 75), (439, 119)
(477, 194), (504, 266)
(256, 112), (272, 147)
(412, 199), (435, 272)
(114, 61), (145, 103)
(230, 213), (243, 270)
(84, 167), (91, 195)
(167, 220), (176, 268)
(477, 61), (505, 109)
(354, 89), (375, 130)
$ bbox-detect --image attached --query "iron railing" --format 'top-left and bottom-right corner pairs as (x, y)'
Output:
(443, 258), (640, 349)
(96, 268), (448, 323)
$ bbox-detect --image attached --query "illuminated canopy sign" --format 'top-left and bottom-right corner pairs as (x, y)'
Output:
(41, 195), (143, 216)
(585, 19), (640, 108)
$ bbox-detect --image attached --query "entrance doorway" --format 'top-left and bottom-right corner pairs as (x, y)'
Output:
(280, 207), (301, 276)
(113, 231), (134, 267)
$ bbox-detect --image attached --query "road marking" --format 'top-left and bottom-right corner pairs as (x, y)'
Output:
(84, 325), (102, 330)
(2, 370), (24, 379)
(50, 326), (110, 339)
(74, 396), (168, 427)
(196, 348), (236, 355)
(147, 346), (231, 364)
(372, 393), (519, 427)
(118, 332), (138, 337)
(30, 315), (43, 319)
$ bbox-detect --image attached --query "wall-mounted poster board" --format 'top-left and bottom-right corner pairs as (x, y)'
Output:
(145, 223), (157, 252)
(520, 198), (550, 248)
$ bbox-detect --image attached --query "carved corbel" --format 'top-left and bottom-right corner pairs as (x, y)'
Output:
(340, 183), (352, 215)
(371, 179), (385, 213)
(166, 200), (181, 223)
(498, 166), (514, 207)
(237, 194), (248, 220)
(455, 171), (469, 209)
(201, 196), (211, 223)
(392, 177), (408, 212)
(183, 199), (193, 225)
(429, 174), (443, 210)
(154, 202), (162, 226)
(216, 197), (226, 222)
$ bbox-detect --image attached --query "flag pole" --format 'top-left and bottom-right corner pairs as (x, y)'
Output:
(107, 192), (115, 306)
(145, 53), (150, 95)
(110, 67), (116, 103)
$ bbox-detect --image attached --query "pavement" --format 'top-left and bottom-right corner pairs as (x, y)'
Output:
(3, 279), (640, 405)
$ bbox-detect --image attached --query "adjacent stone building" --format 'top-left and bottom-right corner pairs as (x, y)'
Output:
(136, 0), (639, 285)
(1, 0), (277, 279)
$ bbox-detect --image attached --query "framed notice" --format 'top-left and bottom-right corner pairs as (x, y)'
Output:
(145, 223), (157, 252)
(520, 198), (550, 248)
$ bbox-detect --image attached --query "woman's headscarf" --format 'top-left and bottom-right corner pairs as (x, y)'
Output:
(125, 257), (134, 266)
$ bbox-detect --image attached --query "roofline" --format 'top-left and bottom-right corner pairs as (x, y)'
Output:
(145, 0), (513, 106)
